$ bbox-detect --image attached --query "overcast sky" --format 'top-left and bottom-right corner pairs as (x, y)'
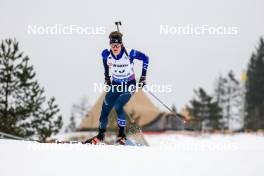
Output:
(1, 0), (263, 125)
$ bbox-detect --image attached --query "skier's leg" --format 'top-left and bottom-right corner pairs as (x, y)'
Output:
(114, 92), (133, 135)
(99, 88), (119, 130)
(84, 89), (120, 144)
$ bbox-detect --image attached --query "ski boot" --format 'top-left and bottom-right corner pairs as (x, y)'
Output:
(116, 133), (127, 145)
(83, 129), (105, 145)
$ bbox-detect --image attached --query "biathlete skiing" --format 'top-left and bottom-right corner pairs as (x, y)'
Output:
(84, 23), (149, 145)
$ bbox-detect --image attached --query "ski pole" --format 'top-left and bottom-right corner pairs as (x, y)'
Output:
(145, 88), (186, 123)
(113, 21), (185, 125)
(114, 21), (121, 32)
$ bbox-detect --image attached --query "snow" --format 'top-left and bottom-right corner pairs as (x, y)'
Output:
(1, 133), (264, 176)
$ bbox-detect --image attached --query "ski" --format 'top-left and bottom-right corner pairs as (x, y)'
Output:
(42, 139), (145, 146)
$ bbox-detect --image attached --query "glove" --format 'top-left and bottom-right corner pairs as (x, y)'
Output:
(139, 76), (146, 88)
(104, 76), (111, 86)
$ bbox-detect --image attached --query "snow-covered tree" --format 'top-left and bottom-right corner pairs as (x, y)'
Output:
(0, 39), (62, 141)
(214, 71), (245, 131)
(65, 97), (90, 133)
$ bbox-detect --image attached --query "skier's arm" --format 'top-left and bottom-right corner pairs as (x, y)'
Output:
(129, 49), (149, 77)
(101, 49), (111, 85)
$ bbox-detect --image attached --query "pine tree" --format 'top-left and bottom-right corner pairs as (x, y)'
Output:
(65, 113), (77, 133)
(171, 105), (177, 113)
(245, 37), (264, 130)
(65, 97), (90, 133)
(214, 71), (244, 131)
(0, 39), (62, 141)
(187, 88), (223, 131)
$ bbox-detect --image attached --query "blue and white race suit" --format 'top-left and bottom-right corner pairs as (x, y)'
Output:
(99, 47), (149, 129)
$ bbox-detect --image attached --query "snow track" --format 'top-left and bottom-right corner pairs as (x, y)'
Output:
(1, 133), (264, 176)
